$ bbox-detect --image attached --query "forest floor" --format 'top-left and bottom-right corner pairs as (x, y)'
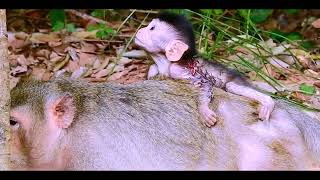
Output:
(6, 9), (320, 111)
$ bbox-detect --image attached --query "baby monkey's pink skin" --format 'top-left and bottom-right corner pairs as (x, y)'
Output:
(135, 16), (275, 127)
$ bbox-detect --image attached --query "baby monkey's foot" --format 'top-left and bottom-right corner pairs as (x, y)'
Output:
(199, 106), (217, 127)
(258, 97), (275, 122)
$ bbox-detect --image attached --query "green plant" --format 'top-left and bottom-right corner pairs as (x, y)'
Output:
(299, 83), (316, 95)
(91, 9), (106, 18)
(87, 23), (116, 39)
(238, 9), (273, 24)
(49, 9), (65, 31)
(284, 9), (299, 15)
(49, 9), (76, 32)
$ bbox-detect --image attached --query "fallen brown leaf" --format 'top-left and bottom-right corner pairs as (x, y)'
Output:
(93, 57), (110, 73)
(107, 70), (129, 81)
(53, 55), (70, 72)
(71, 67), (88, 79)
(78, 52), (96, 67)
(35, 49), (51, 59)
(72, 30), (97, 39)
(30, 33), (61, 43)
(65, 59), (80, 73)
(311, 18), (320, 28)
(11, 65), (28, 76)
(80, 42), (97, 53)
(314, 81), (320, 88)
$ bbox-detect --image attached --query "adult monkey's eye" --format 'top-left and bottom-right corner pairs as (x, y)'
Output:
(150, 26), (155, 30)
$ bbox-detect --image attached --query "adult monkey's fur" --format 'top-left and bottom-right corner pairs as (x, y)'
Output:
(8, 78), (320, 170)
(135, 12), (275, 127)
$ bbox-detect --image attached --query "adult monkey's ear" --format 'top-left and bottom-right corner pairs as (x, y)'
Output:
(47, 93), (75, 129)
(165, 40), (189, 61)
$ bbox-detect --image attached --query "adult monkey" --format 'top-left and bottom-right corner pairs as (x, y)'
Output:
(8, 78), (320, 170)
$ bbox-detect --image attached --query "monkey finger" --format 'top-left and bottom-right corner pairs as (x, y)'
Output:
(259, 106), (272, 122)
(205, 121), (214, 127)
(258, 107), (267, 121)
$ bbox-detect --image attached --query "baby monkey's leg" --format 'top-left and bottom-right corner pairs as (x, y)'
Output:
(147, 64), (159, 79)
(225, 81), (275, 121)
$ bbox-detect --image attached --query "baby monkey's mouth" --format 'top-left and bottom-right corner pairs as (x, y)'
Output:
(134, 37), (143, 47)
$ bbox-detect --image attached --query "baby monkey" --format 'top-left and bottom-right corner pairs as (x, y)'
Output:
(134, 12), (275, 127)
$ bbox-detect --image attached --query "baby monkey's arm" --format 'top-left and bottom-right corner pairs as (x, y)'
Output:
(170, 63), (217, 127)
(225, 81), (275, 121)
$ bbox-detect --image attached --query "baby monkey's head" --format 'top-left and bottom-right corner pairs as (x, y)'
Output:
(135, 12), (197, 62)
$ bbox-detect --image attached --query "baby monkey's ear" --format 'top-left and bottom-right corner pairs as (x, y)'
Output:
(165, 40), (189, 61)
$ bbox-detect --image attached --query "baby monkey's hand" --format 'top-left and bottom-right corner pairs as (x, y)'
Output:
(199, 105), (218, 127)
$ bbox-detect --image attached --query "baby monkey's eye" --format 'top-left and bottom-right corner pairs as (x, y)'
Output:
(10, 117), (18, 126)
(150, 26), (155, 30)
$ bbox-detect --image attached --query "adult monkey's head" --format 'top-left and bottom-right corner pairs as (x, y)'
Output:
(135, 12), (197, 62)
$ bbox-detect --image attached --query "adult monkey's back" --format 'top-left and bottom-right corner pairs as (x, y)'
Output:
(9, 78), (320, 170)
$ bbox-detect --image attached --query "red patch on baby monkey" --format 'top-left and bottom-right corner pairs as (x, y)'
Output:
(187, 58), (198, 76)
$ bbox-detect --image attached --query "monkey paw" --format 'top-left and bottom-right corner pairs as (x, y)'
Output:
(199, 107), (218, 127)
(258, 97), (275, 122)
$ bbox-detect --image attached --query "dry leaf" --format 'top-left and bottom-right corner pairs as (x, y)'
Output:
(114, 65), (125, 72)
(35, 49), (51, 59)
(52, 43), (70, 55)
(268, 58), (290, 69)
(297, 55), (311, 68)
(83, 68), (94, 77)
(248, 71), (257, 80)
(8, 32), (30, 49)
(30, 33), (61, 43)
(292, 91), (311, 101)
(16, 54), (28, 66)
(71, 31), (97, 39)
(271, 44), (291, 55)
(11, 65), (28, 76)
(10, 76), (21, 90)
(304, 69), (319, 77)
(50, 51), (60, 59)
(262, 64), (280, 79)
(65, 59), (80, 73)
(78, 52), (96, 67)
(67, 47), (79, 61)
(71, 67), (88, 79)
(81, 42), (97, 53)
(279, 55), (295, 65)
(93, 57), (110, 73)
(50, 56), (64, 63)
(53, 55), (70, 72)
(107, 70), (129, 81)
(93, 69), (110, 78)
(8, 54), (18, 67)
(93, 58), (101, 69)
(118, 57), (132, 65)
(93, 62), (116, 78)
(122, 50), (147, 58)
(55, 69), (67, 77)
(48, 41), (63, 47)
(311, 18), (320, 28)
